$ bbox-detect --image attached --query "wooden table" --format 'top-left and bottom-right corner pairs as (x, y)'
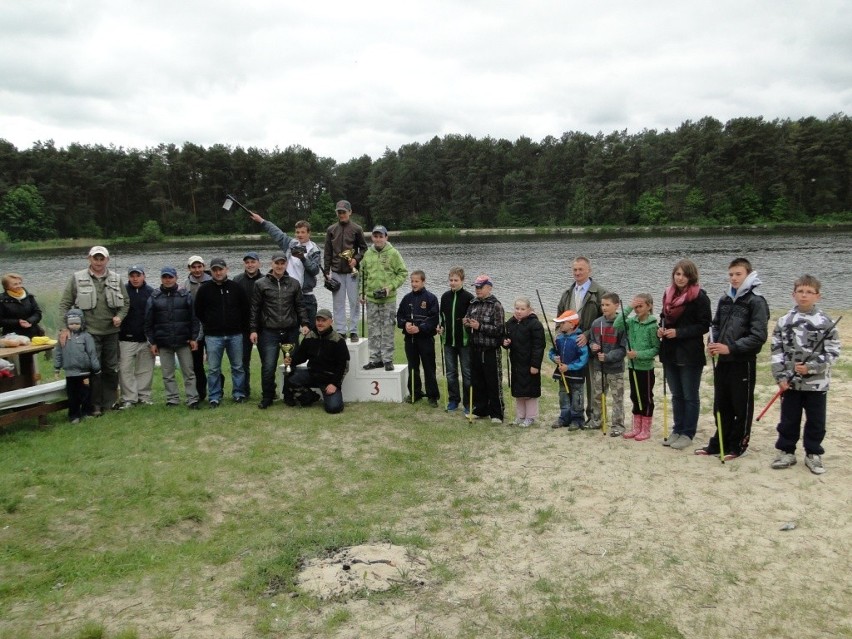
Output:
(0, 342), (67, 427)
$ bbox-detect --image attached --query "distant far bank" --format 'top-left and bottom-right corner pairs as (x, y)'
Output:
(3, 221), (851, 254)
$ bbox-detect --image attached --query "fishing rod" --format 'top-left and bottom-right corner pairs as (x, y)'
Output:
(619, 299), (642, 413)
(535, 290), (570, 395)
(756, 315), (842, 421)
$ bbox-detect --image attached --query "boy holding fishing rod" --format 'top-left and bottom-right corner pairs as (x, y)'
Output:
(698, 258), (770, 461)
(768, 275), (841, 475)
(589, 293), (628, 435)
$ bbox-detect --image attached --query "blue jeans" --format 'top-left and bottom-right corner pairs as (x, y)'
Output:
(205, 334), (245, 403)
(258, 328), (300, 401)
(444, 343), (471, 409)
(557, 378), (584, 426)
(664, 364), (703, 438)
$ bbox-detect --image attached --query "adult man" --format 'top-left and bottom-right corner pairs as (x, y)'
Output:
(323, 199), (367, 342)
(283, 308), (350, 414)
(193, 258), (249, 407)
(233, 251), (263, 397)
(556, 256), (608, 424)
(250, 252), (310, 409)
(185, 255), (212, 401)
(361, 225), (408, 371)
(117, 264), (155, 408)
(59, 245), (129, 416)
(144, 266), (200, 409)
(249, 212), (322, 330)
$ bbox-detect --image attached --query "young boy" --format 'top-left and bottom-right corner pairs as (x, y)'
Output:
(769, 275), (840, 474)
(464, 274), (505, 423)
(360, 225), (408, 371)
(699, 257), (770, 460)
(397, 271), (440, 406)
(589, 293), (627, 436)
(54, 309), (101, 423)
(439, 267), (473, 413)
(549, 311), (588, 430)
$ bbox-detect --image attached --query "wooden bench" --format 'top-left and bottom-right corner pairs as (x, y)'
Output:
(0, 343), (67, 428)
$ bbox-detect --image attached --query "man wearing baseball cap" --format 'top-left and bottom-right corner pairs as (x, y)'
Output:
(462, 274), (506, 423)
(233, 251), (263, 397)
(184, 255), (212, 401)
(323, 199), (368, 341)
(117, 265), (155, 408)
(59, 245), (130, 416)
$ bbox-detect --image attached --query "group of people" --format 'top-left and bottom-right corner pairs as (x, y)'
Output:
(2, 202), (842, 474)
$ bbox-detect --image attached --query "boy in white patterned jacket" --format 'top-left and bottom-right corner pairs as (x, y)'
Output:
(769, 275), (841, 475)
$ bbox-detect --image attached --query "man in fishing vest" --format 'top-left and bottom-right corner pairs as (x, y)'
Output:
(59, 245), (130, 416)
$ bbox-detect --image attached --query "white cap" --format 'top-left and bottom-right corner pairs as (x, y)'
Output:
(88, 245), (109, 258)
(187, 255), (205, 267)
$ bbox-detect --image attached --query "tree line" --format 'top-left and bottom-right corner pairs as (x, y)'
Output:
(0, 114), (849, 243)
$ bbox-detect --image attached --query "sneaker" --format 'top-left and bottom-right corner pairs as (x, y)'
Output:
(670, 435), (693, 450)
(521, 418), (534, 428)
(233, 397), (246, 404)
(70, 418), (81, 424)
(258, 399), (273, 409)
(771, 451), (797, 469)
(210, 401), (220, 409)
(138, 400), (154, 406)
(462, 407), (470, 416)
(586, 420), (601, 431)
(446, 401), (459, 412)
(384, 361), (395, 371)
(609, 425), (625, 437)
(91, 408), (103, 418)
(118, 401), (134, 410)
(551, 420), (565, 429)
(187, 402), (200, 410)
(510, 417), (523, 426)
(566, 423), (582, 431)
(490, 417), (503, 425)
(349, 332), (359, 343)
(662, 433), (679, 447)
(804, 453), (826, 475)
(363, 361), (383, 370)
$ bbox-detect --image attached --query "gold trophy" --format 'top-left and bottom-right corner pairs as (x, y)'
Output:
(280, 343), (294, 373)
(339, 249), (358, 275)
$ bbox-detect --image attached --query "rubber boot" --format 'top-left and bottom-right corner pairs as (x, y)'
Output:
(623, 414), (642, 439)
(635, 415), (652, 441)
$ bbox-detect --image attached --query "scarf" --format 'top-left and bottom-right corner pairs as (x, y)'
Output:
(4, 288), (26, 300)
(662, 284), (700, 324)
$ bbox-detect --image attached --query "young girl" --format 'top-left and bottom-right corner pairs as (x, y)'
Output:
(614, 294), (660, 441)
(503, 297), (545, 427)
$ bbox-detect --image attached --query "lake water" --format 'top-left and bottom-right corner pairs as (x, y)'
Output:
(3, 230), (850, 315)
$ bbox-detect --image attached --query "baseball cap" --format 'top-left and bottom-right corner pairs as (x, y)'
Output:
(473, 275), (493, 288)
(335, 200), (352, 212)
(127, 264), (145, 275)
(371, 225), (388, 236)
(187, 255), (205, 267)
(210, 257), (227, 269)
(243, 251), (260, 261)
(316, 308), (333, 320)
(554, 311), (580, 327)
(161, 266), (178, 278)
(271, 252), (287, 262)
(88, 245), (109, 258)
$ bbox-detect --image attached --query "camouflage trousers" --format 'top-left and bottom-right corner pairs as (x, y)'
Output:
(367, 301), (397, 364)
(591, 368), (625, 429)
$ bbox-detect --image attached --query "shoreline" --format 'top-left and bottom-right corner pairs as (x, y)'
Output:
(2, 222), (851, 254)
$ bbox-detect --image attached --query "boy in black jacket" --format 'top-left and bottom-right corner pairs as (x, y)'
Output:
(438, 267), (474, 413)
(698, 258), (769, 460)
(397, 270), (440, 406)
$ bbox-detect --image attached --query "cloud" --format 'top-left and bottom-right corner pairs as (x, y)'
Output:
(1, 0), (850, 162)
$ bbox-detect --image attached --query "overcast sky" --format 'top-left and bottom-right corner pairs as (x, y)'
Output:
(1, 0), (850, 163)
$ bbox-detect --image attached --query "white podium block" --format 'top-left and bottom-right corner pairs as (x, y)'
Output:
(278, 337), (410, 403)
